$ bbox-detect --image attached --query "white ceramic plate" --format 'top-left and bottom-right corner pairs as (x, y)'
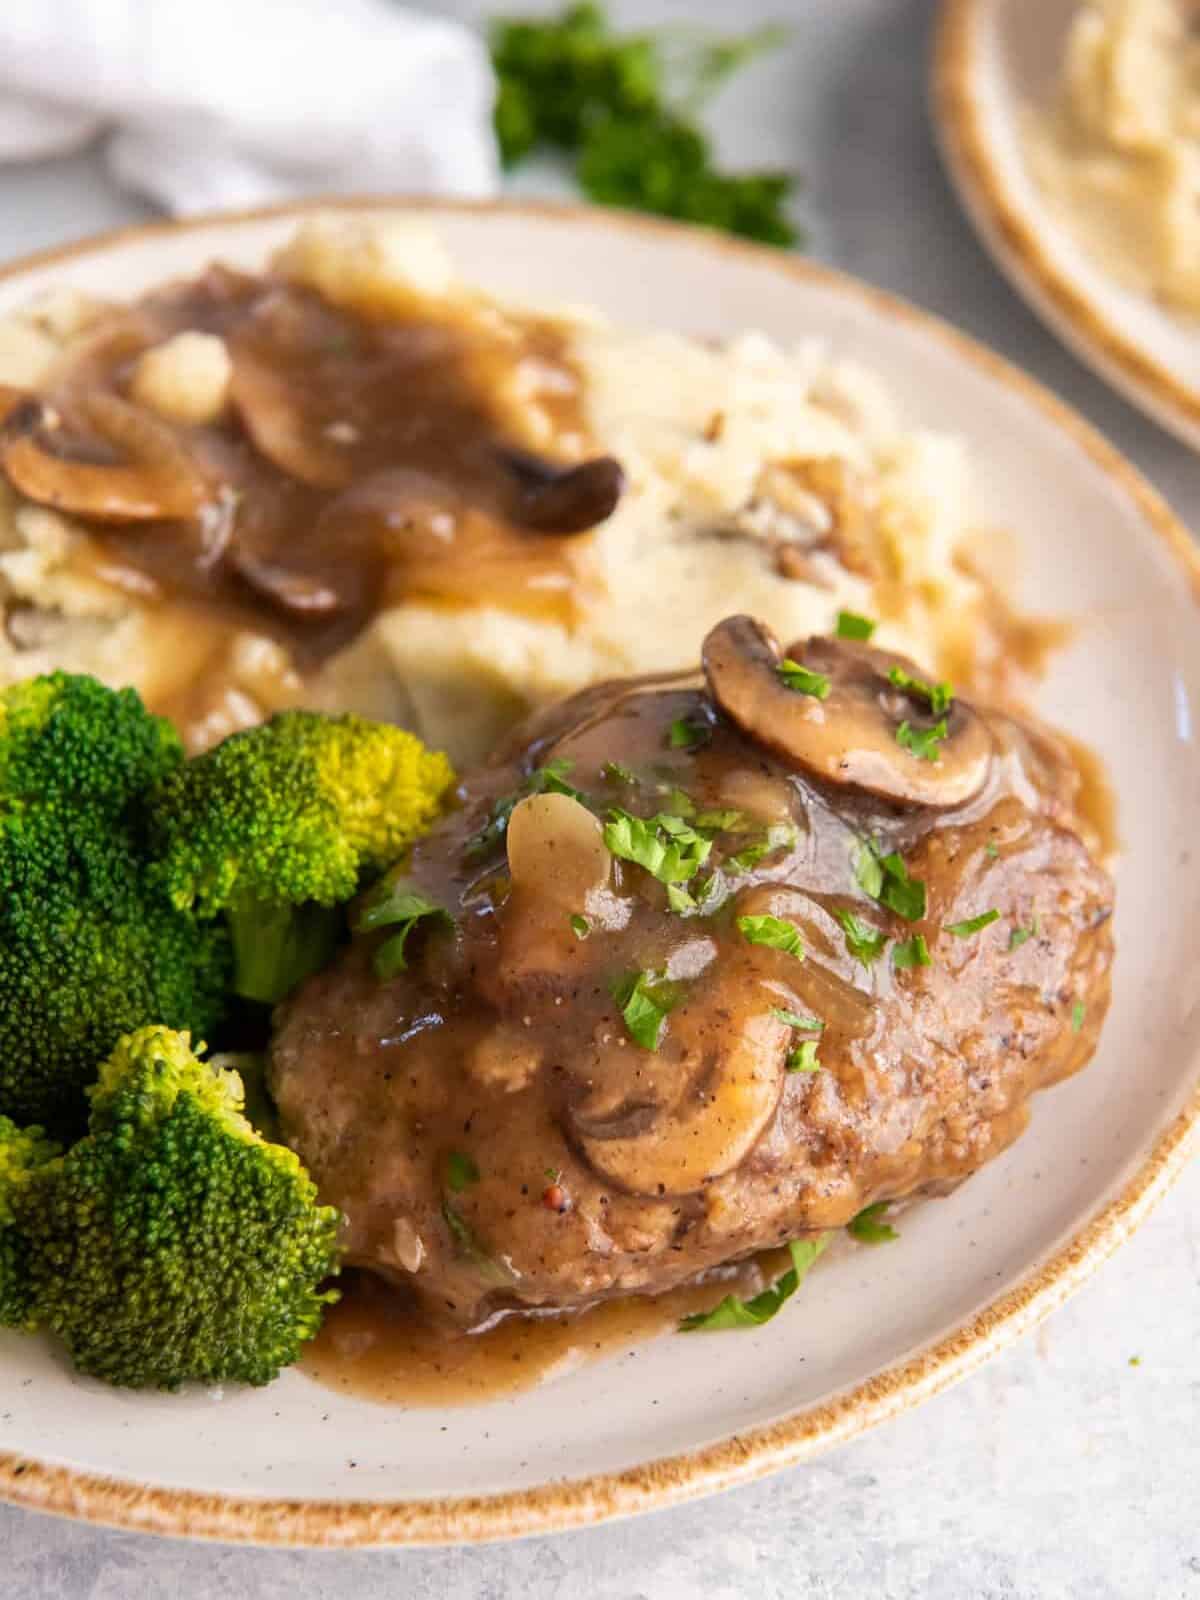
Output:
(0, 201), (1197, 1547)
(932, 0), (1200, 450)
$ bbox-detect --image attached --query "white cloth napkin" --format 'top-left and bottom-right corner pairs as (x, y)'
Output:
(0, 0), (500, 214)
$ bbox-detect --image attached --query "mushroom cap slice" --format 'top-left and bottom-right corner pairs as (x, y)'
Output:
(0, 386), (210, 522)
(572, 972), (788, 1196)
(703, 615), (993, 809)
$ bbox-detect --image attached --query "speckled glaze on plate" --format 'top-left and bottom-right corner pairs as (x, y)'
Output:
(0, 200), (1196, 1547)
(932, 0), (1200, 451)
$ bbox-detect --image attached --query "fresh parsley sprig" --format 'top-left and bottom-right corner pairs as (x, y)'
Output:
(491, 4), (799, 248)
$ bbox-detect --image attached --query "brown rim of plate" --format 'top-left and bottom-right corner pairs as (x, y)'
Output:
(931, 0), (1200, 444)
(0, 196), (1196, 1547)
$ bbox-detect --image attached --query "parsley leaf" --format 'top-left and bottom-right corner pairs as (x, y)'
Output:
(602, 759), (638, 785)
(464, 759), (587, 862)
(570, 913), (591, 939)
(833, 907), (887, 965)
(788, 1040), (821, 1073)
(679, 1235), (828, 1331)
(896, 717), (949, 763)
(356, 879), (454, 978)
(604, 808), (713, 884)
(1009, 915), (1040, 950)
(611, 970), (681, 1050)
(727, 821), (798, 873)
(893, 934), (932, 970)
(854, 842), (927, 922)
(692, 808), (747, 832)
(945, 909), (1000, 939)
(835, 610), (876, 641)
(668, 715), (710, 750)
(853, 838), (884, 900)
(985, 840), (1000, 859)
(848, 1202), (898, 1244)
(777, 658), (831, 699)
(772, 1008), (824, 1030)
(666, 883), (696, 914)
(737, 913), (805, 959)
(446, 1152), (480, 1192)
(1072, 1000), (1086, 1033)
(442, 1201), (513, 1286)
(887, 666), (954, 716)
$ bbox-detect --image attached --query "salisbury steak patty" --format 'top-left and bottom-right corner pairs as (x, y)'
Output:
(269, 618), (1114, 1326)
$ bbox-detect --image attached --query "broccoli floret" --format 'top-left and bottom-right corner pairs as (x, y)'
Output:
(0, 676), (230, 1131)
(15, 1026), (341, 1389)
(149, 711), (455, 1002)
(0, 671), (183, 814)
(0, 1116), (59, 1328)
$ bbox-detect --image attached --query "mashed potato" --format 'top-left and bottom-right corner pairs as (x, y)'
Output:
(1025, 0), (1200, 314)
(0, 216), (994, 765)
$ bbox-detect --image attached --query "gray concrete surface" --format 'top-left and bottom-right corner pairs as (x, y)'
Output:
(0, 1), (1197, 1593)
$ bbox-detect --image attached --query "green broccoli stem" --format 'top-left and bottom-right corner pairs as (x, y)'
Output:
(226, 898), (342, 1006)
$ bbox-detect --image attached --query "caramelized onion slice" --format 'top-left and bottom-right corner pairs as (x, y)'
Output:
(703, 615), (992, 809)
(0, 385), (210, 522)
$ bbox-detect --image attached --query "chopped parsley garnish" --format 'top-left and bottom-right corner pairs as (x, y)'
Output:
(945, 909), (1000, 939)
(693, 808), (747, 832)
(679, 1235), (828, 1331)
(848, 1202), (898, 1244)
(604, 808), (712, 884)
(855, 841), (927, 922)
(602, 759), (638, 785)
(356, 880), (454, 978)
(788, 1040), (821, 1073)
(464, 758), (587, 861)
(1009, 915), (1040, 950)
(1072, 1000), (1086, 1033)
(611, 969), (681, 1050)
(772, 1008), (824, 1031)
(777, 658), (831, 699)
(896, 717), (949, 763)
(893, 934), (932, 970)
(985, 840), (1000, 859)
(833, 907), (887, 965)
(570, 913), (591, 939)
(887, 666), (953, 716)
(853, 838), (884, 899)
(835, 610), (876, 641)
(737, 913), (805, 959)
(446, 1152), (480, 1192)
(442, 1201), (512, 1285)
(668, 715), (710, 750)
(727, 821), (799, 873)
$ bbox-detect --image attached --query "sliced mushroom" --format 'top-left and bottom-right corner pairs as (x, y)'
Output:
(498, 448), (625, 534)
(228, 350), (353, 489)
(572, 971), (788, 1196)
(703, 615), (992, 809)
(0, 385), (210, 522)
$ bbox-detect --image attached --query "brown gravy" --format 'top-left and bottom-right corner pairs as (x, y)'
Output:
(303, 1257), (782, 1407)
(3, 265), (612, 735)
